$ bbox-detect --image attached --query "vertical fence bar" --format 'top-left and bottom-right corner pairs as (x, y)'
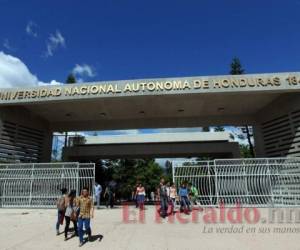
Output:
(266, 159), (274, 207)
(207, 161), (212, 206)
(29, 164), (34, 207)
(214, 160), (219, 206)
(76, 163), (79, 196)
(93, 163), (96, 197)
(172, 162), (175, 184)
(243, 161), (249, 206)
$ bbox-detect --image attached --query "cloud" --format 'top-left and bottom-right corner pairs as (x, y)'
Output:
(98, 130), (140, 136)
(38, 80), (62, 86)
(3, 39), (14, 51)
(141, 127), (202, 134)
(225, 126), (251, 145)
(72, 64), (96, 81)
(25, 21), (38, 37)
(44, 30), (65, 57)
(0, 51), (62, 88)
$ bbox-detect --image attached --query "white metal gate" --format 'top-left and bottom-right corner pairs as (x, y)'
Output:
(0, 162), (95, 208)
(172, 158), (300, 207)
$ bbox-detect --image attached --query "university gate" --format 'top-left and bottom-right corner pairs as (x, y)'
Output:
(172, 158), (300, 207)
(0, 162), (95, 208)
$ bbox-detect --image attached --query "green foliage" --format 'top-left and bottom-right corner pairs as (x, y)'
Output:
(103, 159), (164, 200)
(240, 144), (252, 158)
(71, 135), (86, 145)
(230, 57), (245, 75)
(66, 73), (76, 84)
(229, 133), (235, 140)
(237, 134), (245, 140)
(214, 126), (225, 132)
(202, 126), (210, 132)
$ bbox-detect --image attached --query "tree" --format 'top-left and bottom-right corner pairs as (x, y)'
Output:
(229, 57), (254, 157)
(214, 126), (225, 132)
(71, 135), (86, 145)
(230, 57), (244, 75)
(101, 159), (164, 200)
(165, 160), (173, 182)
(202, 126), (210, 132)
(240, 144), (252, 158)
(66, 73), (76, 84)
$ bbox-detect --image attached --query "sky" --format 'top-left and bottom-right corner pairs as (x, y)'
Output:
(0, 0), (298, 162)
(1, 0), (300, 86)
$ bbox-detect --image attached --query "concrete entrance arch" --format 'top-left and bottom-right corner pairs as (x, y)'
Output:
(0, 72), (300, 162)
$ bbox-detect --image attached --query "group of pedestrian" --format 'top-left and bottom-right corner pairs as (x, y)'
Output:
(93, 181), (116, 209)
(56, 179), (198, 245)
(131, 178), (199, 218)
(56, 186), (94, 247)
(158, 178), (199, 217)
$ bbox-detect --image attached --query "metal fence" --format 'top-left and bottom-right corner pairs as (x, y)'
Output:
(0, 162), (95, 208)
(172, 158), (300, 207)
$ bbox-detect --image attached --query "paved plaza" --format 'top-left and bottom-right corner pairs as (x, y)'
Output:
(1, 206), (300, 250)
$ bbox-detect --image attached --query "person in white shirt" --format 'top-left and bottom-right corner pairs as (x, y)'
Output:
(135, 183), (146, 210)
(94, 182), (102, 209)
(150, 191), (155, 202)
(169, 183), (177, 214)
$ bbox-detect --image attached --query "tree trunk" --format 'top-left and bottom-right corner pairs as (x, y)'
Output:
(245, 126), (255, 157)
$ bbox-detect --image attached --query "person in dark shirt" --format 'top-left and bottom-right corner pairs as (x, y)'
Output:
(56, 187), (67, 235)
(179, 182), (191, 213)
(157, 178), (168, 218)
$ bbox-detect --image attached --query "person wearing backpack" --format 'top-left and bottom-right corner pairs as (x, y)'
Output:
(56, 187), (68, 235)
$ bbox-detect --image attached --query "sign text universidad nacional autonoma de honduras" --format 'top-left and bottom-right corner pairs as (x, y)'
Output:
(1, 74), (300, 101)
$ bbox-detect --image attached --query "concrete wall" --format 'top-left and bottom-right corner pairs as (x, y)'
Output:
(254, 93), (300, 157)
(0, 91), (299, 161)
(0, 107), (52, 162)
(63, 141), (241, 161)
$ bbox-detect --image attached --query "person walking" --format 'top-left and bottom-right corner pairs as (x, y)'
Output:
(94, 182), (102, 209)
(179, 182), (191, 213)
(104, 182), (115, 209)
(150, 191), (155, 203)
(64, 190), (78, 240)
(166, 181), (171, 214)
(56, 188), (67, 235)
(169, 183), (177, 213)
(158, 178), (168, 218)
(135, 183), (146, 210)
(132, 183), (139, 208)
(77, 187), (94, 247)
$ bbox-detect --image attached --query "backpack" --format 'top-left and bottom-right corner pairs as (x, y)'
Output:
(191, 187), (198, 197)
(57, 196), (65, 211)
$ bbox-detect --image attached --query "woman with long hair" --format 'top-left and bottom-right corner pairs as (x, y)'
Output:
(64, 189), (78, 241)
